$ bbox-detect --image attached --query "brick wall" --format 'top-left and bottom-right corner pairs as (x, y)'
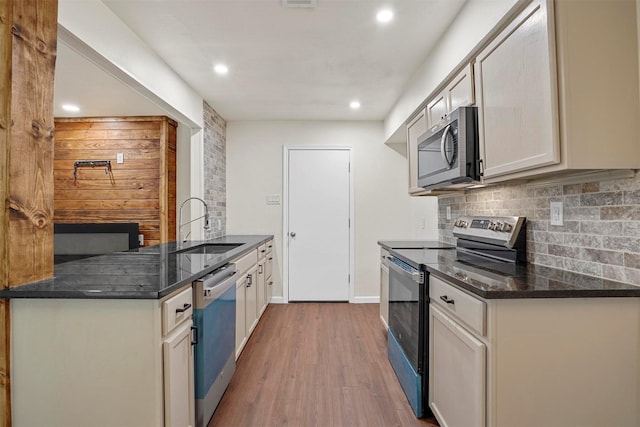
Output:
(203, 101), (226, 239)
(438, 173), (640, 285)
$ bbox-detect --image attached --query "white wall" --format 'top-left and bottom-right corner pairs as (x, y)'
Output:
(384, 0), (521, 142)
(227, 121), (438, 301)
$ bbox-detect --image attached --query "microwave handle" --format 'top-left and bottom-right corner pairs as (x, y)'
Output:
(440, 124), (453, 168)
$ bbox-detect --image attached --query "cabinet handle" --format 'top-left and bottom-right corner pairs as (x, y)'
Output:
(258, 264), (263, 274)
(268, 281), (273, 287)
(191, 325), (198, 346)
(247, 274), (252, 287)
(268, 257), (273, 261)
(477, 158), (484, 177)
(176, 303), (191, 313)
(261, 249), (266, 253)
(440, 295), (455, 305)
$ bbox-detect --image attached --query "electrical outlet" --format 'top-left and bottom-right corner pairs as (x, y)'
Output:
(550, 201), (563, 226)
(217, 219), (222, 230)
(446, 206), (451, 220)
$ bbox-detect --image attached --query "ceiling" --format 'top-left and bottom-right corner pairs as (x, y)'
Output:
(55, 0), (467, 122)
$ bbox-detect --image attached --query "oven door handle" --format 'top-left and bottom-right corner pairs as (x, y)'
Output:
(388, 260), (424, 284)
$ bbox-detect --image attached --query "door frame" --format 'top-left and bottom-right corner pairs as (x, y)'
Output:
(282, 146), (355, 303)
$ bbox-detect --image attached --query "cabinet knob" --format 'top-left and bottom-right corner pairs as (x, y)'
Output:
(290, 232), (296, 237)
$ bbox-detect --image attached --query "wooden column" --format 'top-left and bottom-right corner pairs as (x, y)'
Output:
(0, 0), (14, 422)
(0, 0), (58, 425)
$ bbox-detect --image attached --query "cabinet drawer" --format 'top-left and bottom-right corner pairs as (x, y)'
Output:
(430, 276), (485, 336)
(233, 249), (258, 276)
(163, 287), (193, 336)
(266, 239), (274, 254)
(257, 243), (267, 259)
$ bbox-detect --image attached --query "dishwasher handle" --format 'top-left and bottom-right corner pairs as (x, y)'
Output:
(202, 270), (237, 300)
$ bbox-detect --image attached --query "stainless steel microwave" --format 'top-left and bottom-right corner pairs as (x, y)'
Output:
(417, 106), (480, 190)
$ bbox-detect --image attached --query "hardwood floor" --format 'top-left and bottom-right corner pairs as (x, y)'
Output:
(209, 303), (439, 427)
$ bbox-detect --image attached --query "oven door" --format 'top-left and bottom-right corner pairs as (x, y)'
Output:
(388, 257), (425, 373)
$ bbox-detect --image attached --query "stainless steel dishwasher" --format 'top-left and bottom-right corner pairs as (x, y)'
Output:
(193, 263), (237, 427)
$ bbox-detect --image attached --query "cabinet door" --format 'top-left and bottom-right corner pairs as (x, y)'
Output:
(245, 267), (258, 336)
(257, 260), (266, 316)
(380, 262), (389, 329)
(265, 252), (273, 304)
(474, 0), (559, 178)
(406, 109), (428, 195)
(426, 93), (447, 129)
(235, 279), (246, 358)
(447, 63), (474, 112)
(429, 305), (485, 427)
(163, 320), (195, 427)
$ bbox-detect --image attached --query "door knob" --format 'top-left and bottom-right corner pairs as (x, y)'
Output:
(290, 232), (296, 237)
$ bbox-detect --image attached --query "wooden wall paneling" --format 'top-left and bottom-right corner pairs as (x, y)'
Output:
(0, 1), (12, 426)
(54, 116), (177, 247)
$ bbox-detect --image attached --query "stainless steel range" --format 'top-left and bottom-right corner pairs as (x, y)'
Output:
(453, 216), (527, 272)
(385, 216), (526, 419)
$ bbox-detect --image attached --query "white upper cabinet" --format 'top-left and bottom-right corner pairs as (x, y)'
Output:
(475, 0), (640, 182)
(406, 108), (429, 195)
(475, 0), (560, 179)
(427, 64), (475, 130)
(426, 93), (447, 130)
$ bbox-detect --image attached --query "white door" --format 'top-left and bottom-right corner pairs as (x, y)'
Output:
(287, 148), (351, 301)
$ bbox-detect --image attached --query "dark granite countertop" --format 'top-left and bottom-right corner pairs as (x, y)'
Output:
(0, 235), (273, 299)
(382, 243), (640, 299)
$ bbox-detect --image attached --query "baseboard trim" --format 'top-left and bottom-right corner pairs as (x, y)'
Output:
(351, 296), (380, 304)
(269, 296), (286, 304)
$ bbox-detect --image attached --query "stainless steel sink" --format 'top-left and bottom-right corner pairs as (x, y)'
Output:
(171, 243), (242, 255)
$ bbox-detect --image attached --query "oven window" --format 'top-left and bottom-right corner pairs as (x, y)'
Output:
(388, 266), (422, 371)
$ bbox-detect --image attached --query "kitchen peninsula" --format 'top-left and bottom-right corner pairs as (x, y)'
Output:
(0, 235), (273, 427)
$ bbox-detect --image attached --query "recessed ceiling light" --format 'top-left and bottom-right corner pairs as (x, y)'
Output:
(376, 9), (394, 23)
(214, 64), (229, 75)
(350, 100), (361, 110)
(62, 104), (80, 112)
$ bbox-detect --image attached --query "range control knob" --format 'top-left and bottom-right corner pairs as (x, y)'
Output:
(502, 223), (513, 233)
(455, 219), (468, 228)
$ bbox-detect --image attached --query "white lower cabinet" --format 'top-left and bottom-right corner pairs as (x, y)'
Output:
(379, 248), (389, 328)
(11, 286), (195, 427)
(429, 275), (640, 427)
(163, 320), (195, 427)
(233, 238), (274, 358)
(430, 304), (485, 427)
(244, 265), (259, 337)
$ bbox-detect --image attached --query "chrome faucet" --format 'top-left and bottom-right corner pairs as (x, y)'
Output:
(178, 197), (210, 242)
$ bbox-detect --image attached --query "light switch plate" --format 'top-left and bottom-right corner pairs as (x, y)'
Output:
(446, 206), (451, 220)
(550, 201), (563, 226)
(266, 194), (281, 205)
(116, 153), (124, 164)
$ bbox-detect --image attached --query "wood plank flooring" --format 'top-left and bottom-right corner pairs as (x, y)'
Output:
(209, 303), (439, 427)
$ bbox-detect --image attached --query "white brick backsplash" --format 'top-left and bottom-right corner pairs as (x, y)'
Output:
(438, 173), (640, 284)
